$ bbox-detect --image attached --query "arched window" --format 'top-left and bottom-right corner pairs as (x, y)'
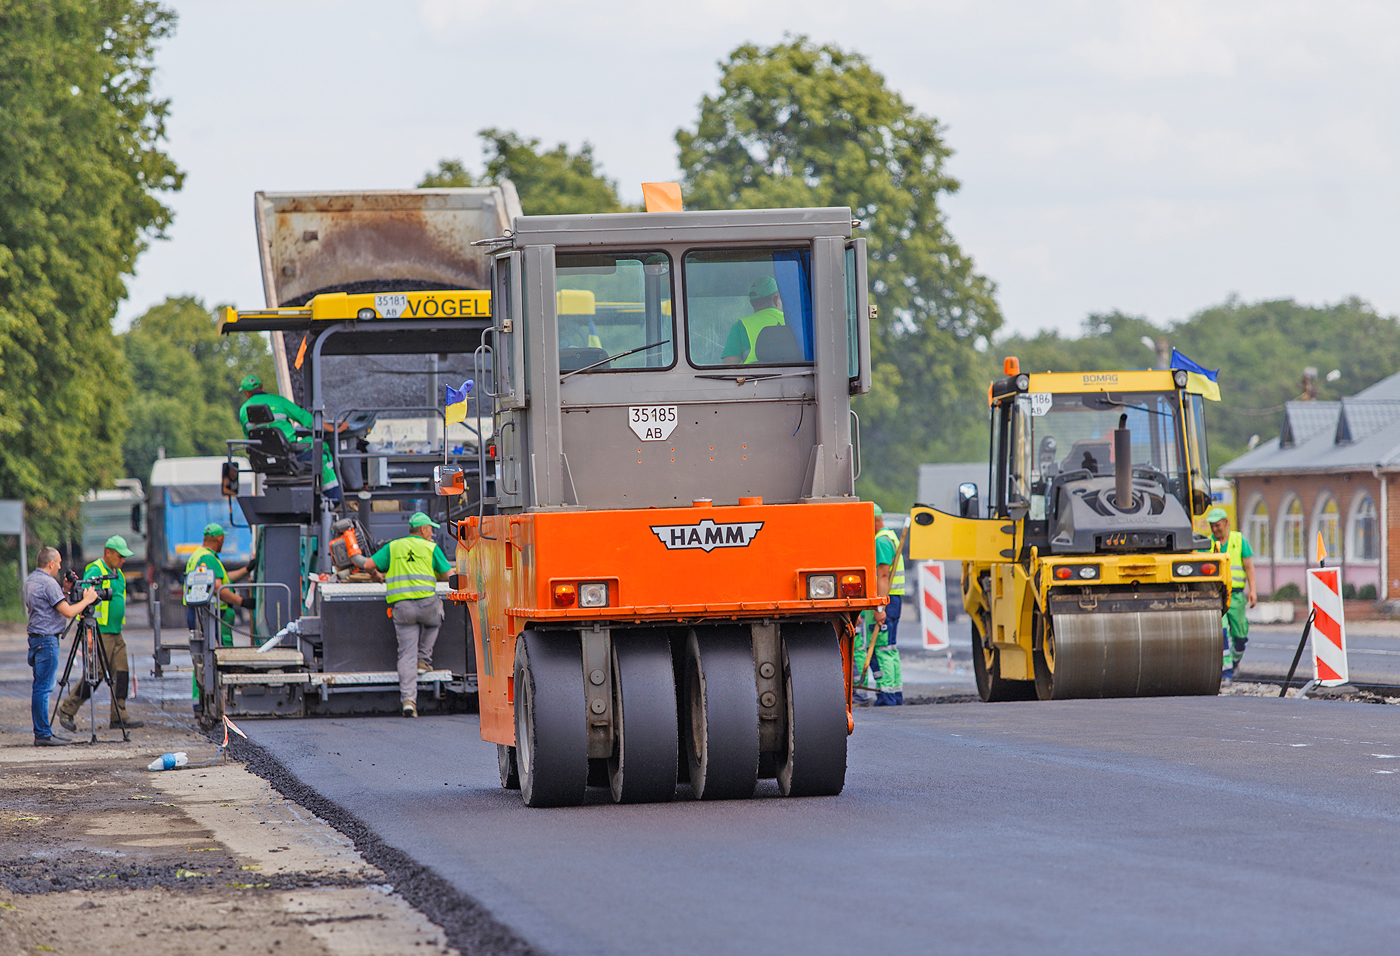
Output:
(1351, 494), (1378, 561)
(1280, 496), (1305, 561)
(1315, 494), (1340, 562)
(1245, 496), (1271, 558)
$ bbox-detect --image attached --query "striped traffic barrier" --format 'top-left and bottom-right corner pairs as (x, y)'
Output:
(1305, 567), (1349, 686)
(919, 561), (950, 651)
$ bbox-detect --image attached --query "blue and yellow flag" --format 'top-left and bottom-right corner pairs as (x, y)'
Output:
(444, 380), (473, 425)
(1170, 349), (1221, 402)
(587, 316), (601, 349)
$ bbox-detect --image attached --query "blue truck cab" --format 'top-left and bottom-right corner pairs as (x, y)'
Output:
(148, 457), (254, 628)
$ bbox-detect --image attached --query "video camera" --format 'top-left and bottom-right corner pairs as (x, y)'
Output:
(65, 569), (116, 607)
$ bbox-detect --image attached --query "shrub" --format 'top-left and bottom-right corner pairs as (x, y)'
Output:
(1343, 583), (1357, 599)
(1360, 584), (1378, 601)
(1273, 583), (1302, 600)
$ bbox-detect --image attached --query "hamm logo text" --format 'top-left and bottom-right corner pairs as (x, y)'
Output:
(650, 519), (764, 552)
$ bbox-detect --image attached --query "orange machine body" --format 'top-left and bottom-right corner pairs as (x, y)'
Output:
(453, 499), (883, 745)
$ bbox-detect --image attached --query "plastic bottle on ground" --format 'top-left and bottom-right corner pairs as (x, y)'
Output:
(147, 752), (189, 771)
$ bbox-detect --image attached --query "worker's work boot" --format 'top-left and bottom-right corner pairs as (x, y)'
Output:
(417, 659), (432, 674)
(58, 712), (76, 732)
(402, 700), (418, 718)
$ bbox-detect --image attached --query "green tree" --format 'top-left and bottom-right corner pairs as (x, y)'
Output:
(996, 298), (1400, 472)
(0, 0), (182, 547)
(676, 37), (1001, 508)
(120, 296), (274, 482)
(420, 128), (632, 215)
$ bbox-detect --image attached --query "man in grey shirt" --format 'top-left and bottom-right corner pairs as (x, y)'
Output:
(25, 546), (97, 745)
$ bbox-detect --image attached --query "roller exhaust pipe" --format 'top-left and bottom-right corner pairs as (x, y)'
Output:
(1114, 413), (1132, 509)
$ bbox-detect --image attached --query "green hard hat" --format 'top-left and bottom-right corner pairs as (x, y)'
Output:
(104, 535), (134, 557)
(239, 373), (261, 391)
(748, 275), (778, 299)
(408, 512), (440, 530)
(872, 503), (884, 517)
(203, 522), (225, 537)
(1206, 507), (1229, 523)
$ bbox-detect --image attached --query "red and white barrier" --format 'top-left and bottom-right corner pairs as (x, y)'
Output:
(1306, 567), (1349, 686)
(919, 562), (950, 651)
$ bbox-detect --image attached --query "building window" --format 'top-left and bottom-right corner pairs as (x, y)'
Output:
(1280, 496), (1305, 561)
(1245, 496), (1271, 558)
(1352, 494), (1378, 561)
(1315, 494), (1340, 562)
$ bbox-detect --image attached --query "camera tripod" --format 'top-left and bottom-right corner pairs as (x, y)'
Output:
(50, 608), (130, 744)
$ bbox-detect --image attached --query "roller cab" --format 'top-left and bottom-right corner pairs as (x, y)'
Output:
(448, 206), (881, 805)
(910, 365), (1229, 701)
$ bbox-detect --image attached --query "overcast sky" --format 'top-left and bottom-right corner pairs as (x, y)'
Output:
(118, 0), (1400, 343)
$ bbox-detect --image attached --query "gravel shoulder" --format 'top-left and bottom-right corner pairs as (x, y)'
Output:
(0, 624), (457, 956)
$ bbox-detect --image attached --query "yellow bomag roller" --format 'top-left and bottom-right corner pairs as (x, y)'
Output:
(910, 360), (1229, 701)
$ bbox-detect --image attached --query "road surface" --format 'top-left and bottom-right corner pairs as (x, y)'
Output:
(244, 695), (1400, 955)
(1237, 622), (1400, 686)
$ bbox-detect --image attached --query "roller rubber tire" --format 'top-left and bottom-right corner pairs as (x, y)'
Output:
(776, 622), (847, 797)
(514, 630), (588, 807)
(609, 630), (679, 804)
(497, 744), (520, 790)
(684, 627), (759, 800)
(971, 618), (1036, 702)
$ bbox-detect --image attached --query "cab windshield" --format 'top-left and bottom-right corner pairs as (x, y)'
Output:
(1008, 390), (1185, 519)
(555, 251), (675, 373)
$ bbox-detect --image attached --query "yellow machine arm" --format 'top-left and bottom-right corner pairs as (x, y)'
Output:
(908, 507), (1017, 564)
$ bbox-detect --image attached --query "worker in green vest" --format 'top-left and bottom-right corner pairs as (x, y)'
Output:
(57, 535), (145, 731)
(1208, 506), (1256, 679)
(721, 275), (787, 365)
(366, 512), (452, 718)
(184, 523), (255, 648)
(238, 373), (342, 504)
(855, 504), (906, 706)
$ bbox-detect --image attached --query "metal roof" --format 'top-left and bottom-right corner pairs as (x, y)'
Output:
(1279, 402), (1339, 447)
(1221, 370), (1400, 476)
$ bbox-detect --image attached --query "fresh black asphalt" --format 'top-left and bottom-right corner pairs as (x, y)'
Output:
(243, 695), (1400, 955)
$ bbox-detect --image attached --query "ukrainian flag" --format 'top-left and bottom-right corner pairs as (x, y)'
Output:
(444, 380), (472, 425)
(587, 316), (601, 349)
(1170, 349), (1221, 402)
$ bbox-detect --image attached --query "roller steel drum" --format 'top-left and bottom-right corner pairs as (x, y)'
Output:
(1039, 607), (1222, 699)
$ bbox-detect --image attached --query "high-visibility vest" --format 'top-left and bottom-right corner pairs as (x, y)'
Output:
(184, 546), (226, 606)
(1223, 531), (1247, 591)
(386, 535), (439, 604)
(736, 308), (786, 365)
(84, 558), (119, 628)
(876, 528), (906, 596)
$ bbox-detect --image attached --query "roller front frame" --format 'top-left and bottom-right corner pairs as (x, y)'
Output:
(960, 552), (1229, 696)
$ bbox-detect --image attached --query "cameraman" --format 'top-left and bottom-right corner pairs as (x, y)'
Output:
(24, 546), (97, 746)
(57, 536), (144, 731)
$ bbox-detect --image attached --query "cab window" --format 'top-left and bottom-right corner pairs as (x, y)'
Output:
(683, 249), (814, 368)
(555, 252), (675, 373)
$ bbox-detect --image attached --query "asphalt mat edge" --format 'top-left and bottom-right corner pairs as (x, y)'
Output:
(225, 733), (543, 956)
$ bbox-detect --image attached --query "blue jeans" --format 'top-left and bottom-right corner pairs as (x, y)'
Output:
(28, 634), (60, 738)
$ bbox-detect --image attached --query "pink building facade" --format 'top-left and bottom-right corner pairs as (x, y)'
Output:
(1221, 375), (1400, 600)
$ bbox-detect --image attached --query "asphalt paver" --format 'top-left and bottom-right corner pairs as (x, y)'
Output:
(242, 696), (1400, 956)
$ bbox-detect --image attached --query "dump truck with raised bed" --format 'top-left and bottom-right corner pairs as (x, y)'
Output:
(193, 187), (520, 724)
(908, 360), (1229, 701)
(448, 205), (882, 806)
